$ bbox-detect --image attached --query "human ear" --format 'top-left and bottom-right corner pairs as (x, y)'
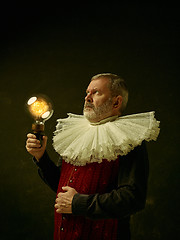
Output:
(113, 96), (122, 109)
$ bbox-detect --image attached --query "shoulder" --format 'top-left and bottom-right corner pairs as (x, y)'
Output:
(119, 141), (148, 168)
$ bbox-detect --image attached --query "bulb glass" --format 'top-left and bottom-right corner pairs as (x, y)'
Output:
(27, 94), (53, 122)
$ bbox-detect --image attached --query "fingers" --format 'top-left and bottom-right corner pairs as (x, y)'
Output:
(54, 196), (72, 214)
(55, 196), (70, 205)
(62, 186), (71, 192)
(54, 203), (67, 213)
(27, 133), (36, 138)
(55, 189), (70, 212)
(26, 136), (41, 148)
(54, 186), (77, 214)
(26, 133), (47, 159)
(26, 134), (47, 148)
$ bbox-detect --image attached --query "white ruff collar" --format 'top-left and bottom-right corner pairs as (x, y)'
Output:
(53, 112), (160, 166)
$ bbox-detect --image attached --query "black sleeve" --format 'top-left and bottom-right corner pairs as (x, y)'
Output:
(72, 141), (149, 220)
(33, 151), (61, 193)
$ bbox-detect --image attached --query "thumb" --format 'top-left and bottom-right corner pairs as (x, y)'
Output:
(62, 186), (71, 192)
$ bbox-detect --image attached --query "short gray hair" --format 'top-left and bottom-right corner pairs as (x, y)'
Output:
(91, 73), (129, 112)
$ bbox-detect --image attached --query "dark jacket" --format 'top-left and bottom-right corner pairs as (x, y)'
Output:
(35, 141), (149, 239)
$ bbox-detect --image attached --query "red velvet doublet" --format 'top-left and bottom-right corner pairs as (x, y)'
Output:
(54, 159), (119, 240)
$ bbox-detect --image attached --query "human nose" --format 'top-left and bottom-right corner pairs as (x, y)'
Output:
(85, 92), (93, 103)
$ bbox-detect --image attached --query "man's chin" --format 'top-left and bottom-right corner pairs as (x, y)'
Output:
(83, 107), (93, 113)
(83, 111), (97, 122)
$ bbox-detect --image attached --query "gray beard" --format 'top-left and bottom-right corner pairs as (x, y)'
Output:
(83, 98), (113, 122)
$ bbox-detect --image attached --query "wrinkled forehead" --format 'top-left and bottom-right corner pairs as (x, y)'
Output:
(87, 77), (111, 92)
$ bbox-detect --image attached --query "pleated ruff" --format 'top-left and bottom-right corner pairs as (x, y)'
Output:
(53, 112), (160, 166)
(54, 159), (119, 240)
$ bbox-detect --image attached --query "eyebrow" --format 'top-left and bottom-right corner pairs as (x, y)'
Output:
(86, 87), (101, 93)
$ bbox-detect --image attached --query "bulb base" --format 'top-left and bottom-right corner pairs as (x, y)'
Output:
(32, 122), (45, 133)
(32, 122), (45, 141)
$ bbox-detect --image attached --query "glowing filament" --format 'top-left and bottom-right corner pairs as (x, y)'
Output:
(29, 99), (49, 118)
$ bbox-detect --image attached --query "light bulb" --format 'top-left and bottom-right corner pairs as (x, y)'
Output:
(26, 94), (53, 139)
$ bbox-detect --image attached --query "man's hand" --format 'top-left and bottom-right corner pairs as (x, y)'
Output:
(26, 133), (47, 161)
(55, 186), (77, 214)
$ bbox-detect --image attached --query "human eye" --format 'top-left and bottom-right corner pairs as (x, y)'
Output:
(95, 90), (100, 95)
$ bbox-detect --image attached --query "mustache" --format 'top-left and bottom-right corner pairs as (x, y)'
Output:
(84, 103), (94, 109)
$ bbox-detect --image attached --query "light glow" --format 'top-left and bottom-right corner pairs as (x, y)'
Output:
(27, 94), (53, 122)
(29, 99), (49, 118)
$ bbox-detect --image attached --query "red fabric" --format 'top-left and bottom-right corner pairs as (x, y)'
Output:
(54, 159), (119, 240)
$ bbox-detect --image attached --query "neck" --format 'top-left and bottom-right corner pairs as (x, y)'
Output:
(89, 115), (119, 125)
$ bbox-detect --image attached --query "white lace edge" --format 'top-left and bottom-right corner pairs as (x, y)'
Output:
(53, 111), (160, 166)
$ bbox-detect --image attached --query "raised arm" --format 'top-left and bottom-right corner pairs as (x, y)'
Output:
(26, 133), (61, 193)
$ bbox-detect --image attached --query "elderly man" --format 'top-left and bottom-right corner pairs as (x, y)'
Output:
(26, 73), (160, 240)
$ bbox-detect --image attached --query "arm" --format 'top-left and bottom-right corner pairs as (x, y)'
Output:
(72, 141), (149, 220)
(35, 151), (61, 193)
(26, 133), (61, 193)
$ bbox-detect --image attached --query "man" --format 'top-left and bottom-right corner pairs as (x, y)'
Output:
(26, 73), (160, 239)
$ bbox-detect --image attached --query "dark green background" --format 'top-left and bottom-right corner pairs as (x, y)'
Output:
(0, 4), (179, 240)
